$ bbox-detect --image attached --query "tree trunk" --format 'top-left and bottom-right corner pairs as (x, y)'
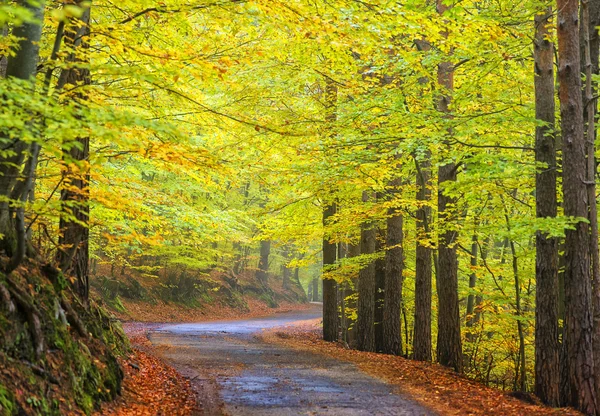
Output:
(557, 0), (597, 411)
(55, 2), (92, 299)
(356, 191), (376, 352)
(465, 232), (478, 335)
(0, 0), (45, 261)
(382, 178), (403, 355)
(256, 240), (271, 286)
(311, 277), (319, 302)
(282, 267), (290, 289)
(435, 0), (463, 373)
(374, 227), (385, 351)
(414, 157), (432, 361)
(323, 202), (339, 342)
(533, 6), (560, 407)
(581, 0), (600, 404)
(504, 206), (526, 393)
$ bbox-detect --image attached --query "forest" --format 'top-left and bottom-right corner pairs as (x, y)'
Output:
(0, 0), (599, 414)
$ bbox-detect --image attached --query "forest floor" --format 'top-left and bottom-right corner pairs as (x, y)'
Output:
(93, 301), (312, 415)
(97, 303), (582, 416)
(261, 317), (582, 416)
(144, 304), (430, 415)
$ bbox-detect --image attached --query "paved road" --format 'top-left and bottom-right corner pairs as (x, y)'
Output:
(148, 304), (434, 415)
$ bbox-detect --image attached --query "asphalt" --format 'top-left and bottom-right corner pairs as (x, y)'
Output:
(147, 304), (435, 415)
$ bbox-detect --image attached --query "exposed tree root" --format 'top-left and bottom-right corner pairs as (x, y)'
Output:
(5, 277), (44, 359)
(0, 281), (15, 313)
(61, 295), (88, 338)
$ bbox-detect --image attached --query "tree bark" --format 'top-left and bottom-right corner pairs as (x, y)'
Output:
(581, 0), (600, 404)
(557, 0), (597, 411)
(435, 0), (463, 373)
(256, 240), (271, 286)
(0, 0), (45, 261)
(357, 191), (376, 352)
(533, 6), (560, 407)
(382, 177), (403, 355)
(414, 157), (432, 361)
(55, 3), (92, 299)
(374, 226), (385, 351)
(323, 202), (339, 342)
(465, 231), (478, 334)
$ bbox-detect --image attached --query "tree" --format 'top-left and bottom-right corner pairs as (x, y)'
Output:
(323, 77), (339, 342)
(356, 192), (376, 352)
(581, 0), (600, 401)
(0, 0), (46, 275)
(55, 2), (92, 300)
(556, 0), (596, 411)
(382, 177), (403, 355)
(256, 239), (271, 286)
(414, 157), (433, 361)
(533, 6), (560, 407)
(323, 202), (338, 341)
(435, 0), (463, 373)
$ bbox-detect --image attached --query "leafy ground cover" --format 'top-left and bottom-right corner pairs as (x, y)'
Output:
(261, 319), (583, 416)
(0, 260), (127, 415)
(94, 301), (312, 415)
(93, 324), (199, 416)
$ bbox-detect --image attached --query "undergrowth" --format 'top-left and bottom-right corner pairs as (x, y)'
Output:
(0, 259), (128, 415)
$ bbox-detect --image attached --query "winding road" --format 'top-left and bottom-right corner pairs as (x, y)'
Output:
(148, 304), (434, 415)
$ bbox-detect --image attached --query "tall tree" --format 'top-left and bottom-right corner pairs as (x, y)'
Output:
(256, 239), (271, 286)
(581, 0), (600, 402)
(374, 226), (386, 351)
(414, 157), (432, 361)
(356, 191), (376, 352)
(435, 0), (463, 373)
(382, 177), (403, 355)
(323, 202), (338, 341)
(323, 77), (339, 342)
(533, 6), (560, 407)
(0, 0), (45, 272)
(556, 0), (597, 411)
(55, 2), (92, 299)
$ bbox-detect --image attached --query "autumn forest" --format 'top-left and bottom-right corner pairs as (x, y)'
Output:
(0, 0), (599, 415)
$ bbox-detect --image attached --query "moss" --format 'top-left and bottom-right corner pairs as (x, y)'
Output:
(259, 291), (279, 308)
(0, 384), (16, 416)
(1, 262), (129, 415)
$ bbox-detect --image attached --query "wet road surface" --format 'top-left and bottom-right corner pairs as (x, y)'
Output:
(148, 304), (434, 415)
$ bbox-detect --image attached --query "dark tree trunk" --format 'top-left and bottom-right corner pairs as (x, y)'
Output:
(0, 0), (45, 262)
(557, 0), (597, 411)
(374, 228), (385, 351)
(256, 240), (271, 286)
(55, 3), (92, 300)
(435, 0), (463, 374)
(282, 246), (291, 290)
(414, 157), (432, 361)
(356, 192), (376, 352)
(533, 7), (560, 407)
(311, 277), (319, 302)
(293, 267), (307, 302)
(581, 0), (600, 403)
(382, 178), (403, 355)
(282, 262), (291, 290)
(343, 243), (359, 347)
(323, 203), (339, 342)
(465, 231), (478, 335)
(503, 206), (527, 393)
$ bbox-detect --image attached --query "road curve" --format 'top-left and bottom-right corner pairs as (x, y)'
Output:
(148, 304), (434, 415)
